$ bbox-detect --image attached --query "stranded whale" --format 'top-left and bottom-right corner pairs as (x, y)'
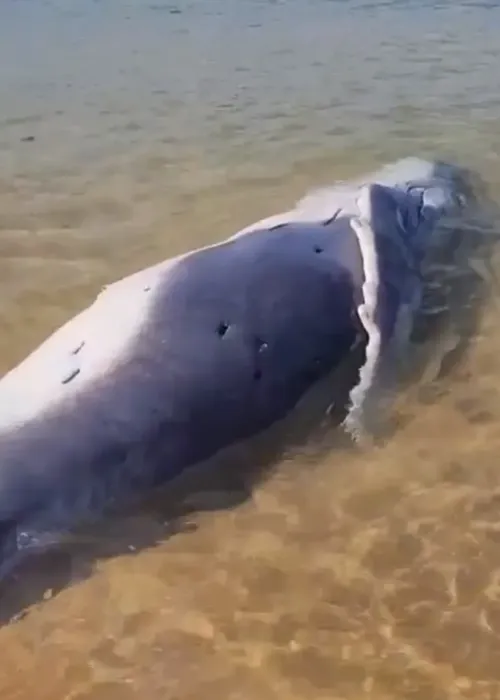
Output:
(0, 157), (469, 569)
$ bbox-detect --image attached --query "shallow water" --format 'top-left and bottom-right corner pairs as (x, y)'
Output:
(2, 0), (500, 698)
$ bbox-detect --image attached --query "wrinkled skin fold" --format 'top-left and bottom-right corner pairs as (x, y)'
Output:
(0, 157), (470, 572)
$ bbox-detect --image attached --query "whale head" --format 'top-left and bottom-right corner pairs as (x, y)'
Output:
(342, 158), (473, 440)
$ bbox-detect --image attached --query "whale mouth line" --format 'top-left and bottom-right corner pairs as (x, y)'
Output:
(341, 168), (468, 443)
(342, 190), (382, 443)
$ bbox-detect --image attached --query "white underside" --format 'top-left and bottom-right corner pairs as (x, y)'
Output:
(0, 261), (166, 431)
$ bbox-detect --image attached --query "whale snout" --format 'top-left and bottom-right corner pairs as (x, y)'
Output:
(432, 159), (479, 203)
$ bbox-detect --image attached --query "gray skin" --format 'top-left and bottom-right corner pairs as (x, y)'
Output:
(0, 158), (468, 572)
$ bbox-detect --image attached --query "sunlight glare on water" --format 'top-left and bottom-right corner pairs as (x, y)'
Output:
(1, 0), (500, 698)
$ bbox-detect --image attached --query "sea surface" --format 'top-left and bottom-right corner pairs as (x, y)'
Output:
(2, 1), (500, 698)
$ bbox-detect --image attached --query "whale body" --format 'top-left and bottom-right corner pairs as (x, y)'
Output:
(0, 157), (468, 568)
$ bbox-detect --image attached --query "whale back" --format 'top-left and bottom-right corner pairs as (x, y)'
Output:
(0, 220), (362, 541)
